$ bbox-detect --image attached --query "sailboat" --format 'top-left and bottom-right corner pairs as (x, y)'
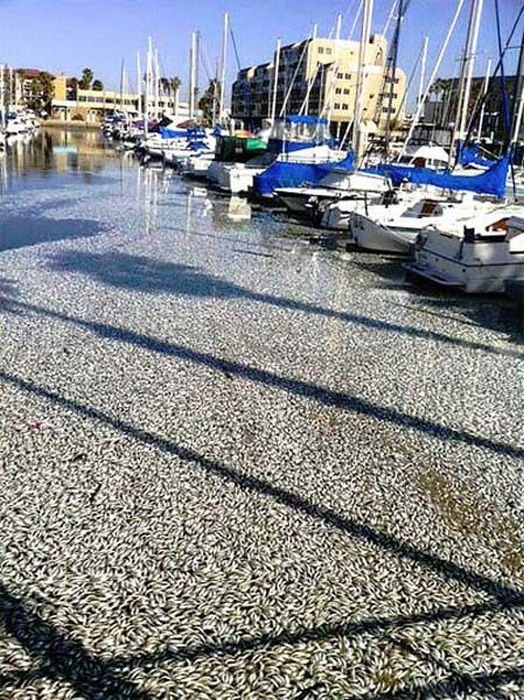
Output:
(404, 0), (524, 291)
(250, 116), (353, 200)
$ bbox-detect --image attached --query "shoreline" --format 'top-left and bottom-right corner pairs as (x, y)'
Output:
(43, 119), (101, 130)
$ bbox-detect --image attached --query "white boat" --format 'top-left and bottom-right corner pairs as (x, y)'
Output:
(405, 209), (524, 293)
(351, 193), (500, 254)
(215, 155), (273, 194)
(182, 151), (216, 180)
(275, 169), (391, 218)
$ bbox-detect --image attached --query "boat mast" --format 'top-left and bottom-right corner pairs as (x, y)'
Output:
(510, 26), (524, 147)
(146, 37), (153, 125)
(418, 35), (429, 116)
(119, 59), (125, 113)
(9, 67), (13, 113)
(154, 49), (160, 118)
(401, 0), (467, 155)
(458, 0), (483, 142)
(301, 23), (318, 116)
(326, 13), (342, 130)
(270, 37), (281, 123)
(136, 51), (144, 130)
(382, 0), (398, 36)
(383, 0), (406, 150)
(189, 31), (197, 119)
(477, 57), (492, 139)
(0, 65), (4, 128)
(219, 12), (229, 124)
(352, 0), (374, 165)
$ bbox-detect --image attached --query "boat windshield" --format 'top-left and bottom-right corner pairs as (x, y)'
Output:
(270, 118), (328, 143)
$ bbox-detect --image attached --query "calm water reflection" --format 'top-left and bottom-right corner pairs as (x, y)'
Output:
(0, 127), (316, 256)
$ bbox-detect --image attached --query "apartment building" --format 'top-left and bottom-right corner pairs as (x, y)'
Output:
(231, 33), (406, 138)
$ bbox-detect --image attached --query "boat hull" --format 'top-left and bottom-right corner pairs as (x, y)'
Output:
(352, 213), (417, 254)
(405, 218), (524, 293)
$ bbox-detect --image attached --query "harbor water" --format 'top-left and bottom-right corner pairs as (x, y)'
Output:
(0, 128), (523, 699)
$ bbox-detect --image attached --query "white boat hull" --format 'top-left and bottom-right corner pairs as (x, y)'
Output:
(216, 163), (266, 194)
(406, 214), (524, 293)
(352, 213), (418, 254)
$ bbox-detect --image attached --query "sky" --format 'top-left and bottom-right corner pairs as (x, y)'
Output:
(0, 0), (521, 106)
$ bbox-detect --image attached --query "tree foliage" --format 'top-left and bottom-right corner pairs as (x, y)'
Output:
(198, 79), (220, 126)
(170, 76), (182, 94)
(27, 72), (55, 114)
(78, 68), (94, 90)
(92, 79), (104, 91)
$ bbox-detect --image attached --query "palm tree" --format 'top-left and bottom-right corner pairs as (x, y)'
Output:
(78, 68), (94, 90)
(159, 77), (171, 95)
(170, 76), (182, 97)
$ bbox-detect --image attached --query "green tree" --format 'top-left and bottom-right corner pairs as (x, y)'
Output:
(198, 79), (220, 126)
(159, 77), (171, 95)
(28, 72), (55, 114)
(170, 76), (182, 96)
(92, 79), (104, 91)
(78, 68), (94, 90)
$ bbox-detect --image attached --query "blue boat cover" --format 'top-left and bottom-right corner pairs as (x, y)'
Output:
(458, 144), (497, 168)
(253, 152), (355, 197)
(159, 127), (188, 139)
(283, 115), (328, 126)
(370, 155), (510, 199)
(267, 138), (326, 154)
(189, 140), (210, 151)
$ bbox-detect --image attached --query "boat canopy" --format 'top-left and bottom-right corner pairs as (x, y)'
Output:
(253, 152), (354, 197)
(396, 144), (450, 170)
(372, 154), (510, 199)
(268, 115), (331, 153)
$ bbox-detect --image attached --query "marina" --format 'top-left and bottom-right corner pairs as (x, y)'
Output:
(1, 0), (524, 695)
(0, 127), (523, 697)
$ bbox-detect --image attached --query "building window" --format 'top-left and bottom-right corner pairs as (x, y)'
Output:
(337, 72), (344, 79)
(335, 88), (342, 94)
(325, 47), (332, 54)
(345, 73), (351, 80)
(318, 47), (324, 54)
(342, 103), (349, 110)
(334, 102), (341, 109)
(343, 88), (350, 95)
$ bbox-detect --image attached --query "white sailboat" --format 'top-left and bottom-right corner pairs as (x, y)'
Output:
(275, 168), (391, 217)
(351, 191), (502, 254)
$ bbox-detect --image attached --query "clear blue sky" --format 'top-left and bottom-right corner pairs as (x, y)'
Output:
(0, 0), (521, 105)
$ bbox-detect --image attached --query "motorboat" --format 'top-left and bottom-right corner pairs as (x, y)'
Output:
(404, 208), (524, 293)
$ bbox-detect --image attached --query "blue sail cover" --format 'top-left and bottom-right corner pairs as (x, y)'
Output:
(371, 155), (510, 199)
(459, 144), (497, 168)
(253, 152), (355, 197)
(284, 115), (329, 125)
(159, 127), (188, 139)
